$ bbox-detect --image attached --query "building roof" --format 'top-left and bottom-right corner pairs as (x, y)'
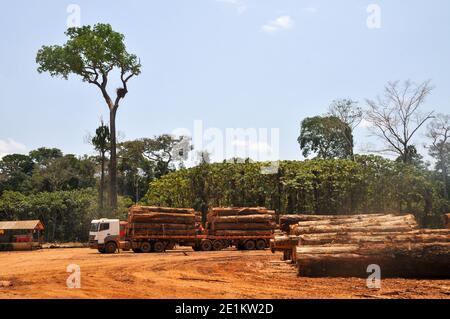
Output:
(0, 220), (44, 230)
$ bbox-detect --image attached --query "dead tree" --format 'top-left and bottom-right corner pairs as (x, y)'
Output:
(365, 80), (434, 163)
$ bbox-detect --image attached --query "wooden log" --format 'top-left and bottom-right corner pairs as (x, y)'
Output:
(209, 215), (274, 224)
(299, 230), (450, 245)
(284, 213), (387, 222)
(291, 224), (417, 235)
(130, 213), (195, 224)
(296, 242), (450, 278)
(129, 206), (195, 215)
(132, 229), (197, 236)
(209, 207), (275, 217)
(211, 230), (274, 236)
(270, 235), (300, 250)
(294, 214), (417, 227)
(131, 223), (196, 230)
(213, 222), (275, 230)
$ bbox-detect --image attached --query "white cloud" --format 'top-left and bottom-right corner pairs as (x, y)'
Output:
(217, 0), (247, 15)
(0, 139), (27, 159)
(262, 15), (295, 34)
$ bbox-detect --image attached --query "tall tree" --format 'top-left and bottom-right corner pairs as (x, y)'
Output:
(328, 99), (362, 159)
(91, 121), (110, 211)
(36, 23), (141, 209)
(427, 114), (450, 199)
(298, 116), (353, 159)
(365, 80), (434, 164)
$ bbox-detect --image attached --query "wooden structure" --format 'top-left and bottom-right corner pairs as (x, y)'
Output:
(0, 220), (45, 251)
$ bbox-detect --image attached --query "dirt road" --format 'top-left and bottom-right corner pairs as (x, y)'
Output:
(0, 248), (449, 299)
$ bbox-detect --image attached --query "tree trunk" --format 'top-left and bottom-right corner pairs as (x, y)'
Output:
(109, 109), (118, 209)
(99, 151), (105, 211)
(442, 165), (448, 200)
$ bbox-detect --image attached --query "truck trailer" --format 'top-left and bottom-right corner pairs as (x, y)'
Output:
(89, 206), (275, 254)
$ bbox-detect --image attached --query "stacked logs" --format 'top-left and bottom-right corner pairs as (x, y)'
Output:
(290, 214), (450, 278)
(290, 214), (418, 236)
(206, 207), (276, 237)
(128, 206), (196, 237)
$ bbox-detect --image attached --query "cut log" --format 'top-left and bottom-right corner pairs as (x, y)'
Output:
(131, 229), (197, 236)
(129, 213), (195, 224)
(291, 224), (417, 235)
(445, 213), (450, 229)
(211, 230), (274, 236)
(209, 207), (275, 217)
(131, 223), (196, 230)
(209, 215), (274, 224)
(295, 242), (450, 278)
(299, 230), (450, 245)
(213, 222), (275, 230)
(294, 214), (417, 227)
(129, 206), (195, 215)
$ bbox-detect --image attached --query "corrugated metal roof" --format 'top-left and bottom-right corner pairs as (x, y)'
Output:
(0, 220), (44, 230)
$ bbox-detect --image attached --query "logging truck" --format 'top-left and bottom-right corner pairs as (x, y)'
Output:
(89, 218), (274, 254)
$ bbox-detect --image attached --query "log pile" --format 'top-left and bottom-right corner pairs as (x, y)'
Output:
(207, 207), (276, 237)
(128, 206), (196, 237)
(290, 214), (418, 235)
(290, 214), (450, 278)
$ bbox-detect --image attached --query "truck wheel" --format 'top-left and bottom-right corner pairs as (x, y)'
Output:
(256, 239), (267, 250)
(140, 242), (152, 253)
(132, 248), (142, 253)
(104, 242), (117, 254)
(153, 241), (165, 253)
(244, 240), (256, 250)
(212, 240), (223, 251)
(200, 240), (212, 252)
(97, 248), (106, 254)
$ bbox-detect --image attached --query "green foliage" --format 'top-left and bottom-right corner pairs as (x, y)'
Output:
(0, 188), (133, 242)
(0, 149), (96, 194)
(142, 156), (449, 228)
(298, 116), (353, 159)
(36, 24), (141, 82)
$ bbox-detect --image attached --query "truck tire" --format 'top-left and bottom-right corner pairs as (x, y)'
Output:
(244, 240), (256, 250)
(98, 248), (106, 254)
(200, 240), (213, 252)
(140, 241), (152, 253)
(153, 241), (165, 253)
(132, 248), (142, 253)
(104, 242), (117, 254)
(212, 240), (223, 251)
(256, 239), (267, 250)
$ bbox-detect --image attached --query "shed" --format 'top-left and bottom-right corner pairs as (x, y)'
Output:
(0, 220), (44, 244)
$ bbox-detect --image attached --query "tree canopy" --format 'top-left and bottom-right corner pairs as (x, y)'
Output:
(298, 116), (353, 159)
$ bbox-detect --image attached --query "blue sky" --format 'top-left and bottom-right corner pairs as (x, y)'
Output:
(0, 0), (449, 162)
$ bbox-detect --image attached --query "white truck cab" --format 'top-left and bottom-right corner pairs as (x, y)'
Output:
(89, 219), (121, 253)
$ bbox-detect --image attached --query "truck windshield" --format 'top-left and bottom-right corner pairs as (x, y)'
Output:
(90, 223), (99, 232)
